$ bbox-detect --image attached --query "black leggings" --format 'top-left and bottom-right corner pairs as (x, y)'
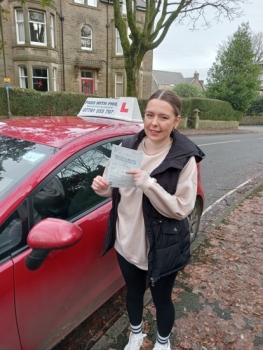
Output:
(117, 252), (177, 337)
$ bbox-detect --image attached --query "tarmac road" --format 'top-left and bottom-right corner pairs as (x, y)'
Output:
(187, 127), (263, 210)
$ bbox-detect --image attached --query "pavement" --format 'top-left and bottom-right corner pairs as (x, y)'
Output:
(88, 126), (263, 350)
(179, 127), (258, 137)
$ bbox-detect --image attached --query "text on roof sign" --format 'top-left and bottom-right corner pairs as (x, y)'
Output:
(77, 97), (143, 123)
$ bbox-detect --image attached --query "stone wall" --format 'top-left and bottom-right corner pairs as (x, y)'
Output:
(197, 120), (239, 129)
(240, 116), (263, 125)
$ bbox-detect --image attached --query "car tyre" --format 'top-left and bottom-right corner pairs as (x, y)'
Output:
(188, 198), (202, 243)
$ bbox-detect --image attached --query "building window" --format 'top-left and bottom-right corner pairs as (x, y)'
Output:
(29, 10), (46, 45)
(116, 30), (123, 55)
(15, 10), (25, 44)
(81, 25), (92, 50)
(88, 0), (97, 6)
(32, 68), (49, 91)
(53, 68), (57, 91)
(50, 14), (55, 48)
(19, 67), (28, 88)
(74, 0), (97, 7)
(115, 73), (123, 97)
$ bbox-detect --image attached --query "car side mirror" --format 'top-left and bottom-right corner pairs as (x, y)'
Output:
(25, 218), (82, 271)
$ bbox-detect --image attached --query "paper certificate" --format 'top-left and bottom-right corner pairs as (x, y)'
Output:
(107, 145), (143, 188)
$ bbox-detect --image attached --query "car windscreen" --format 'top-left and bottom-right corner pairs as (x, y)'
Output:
(0, 135), (58, 201)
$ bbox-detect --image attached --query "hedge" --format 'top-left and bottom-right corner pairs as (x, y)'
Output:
(0, 87), (88, 117)
(245, 95), (263, 116)
(0, 87), (242, 121)
(189, 98), (243, 121)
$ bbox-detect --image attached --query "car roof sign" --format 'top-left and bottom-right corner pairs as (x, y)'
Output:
(77, 97), (143, 122)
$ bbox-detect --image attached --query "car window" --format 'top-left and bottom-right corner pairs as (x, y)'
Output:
(0, 201), (29, 260)
(32, 139), (121, 223)
(0, 135), (58, 201)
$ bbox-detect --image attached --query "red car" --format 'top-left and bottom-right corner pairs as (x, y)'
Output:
(0, 98), (204, 350)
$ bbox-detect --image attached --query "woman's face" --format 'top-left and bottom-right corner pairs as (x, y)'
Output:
(144, 99), (181, 143)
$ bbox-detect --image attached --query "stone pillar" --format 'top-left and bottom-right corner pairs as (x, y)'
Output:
(193, 108), (200, 129)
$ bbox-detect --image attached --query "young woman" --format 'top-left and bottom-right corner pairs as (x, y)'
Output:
(91, 89), (205, 350)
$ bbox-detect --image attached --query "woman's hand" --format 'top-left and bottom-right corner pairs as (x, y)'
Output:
(126, 169), (147, 183)
(91, 176), (110, 191)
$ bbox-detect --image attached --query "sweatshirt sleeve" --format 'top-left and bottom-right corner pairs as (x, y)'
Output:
(135, 156), (197, 220)
(94, 163), (113, 198)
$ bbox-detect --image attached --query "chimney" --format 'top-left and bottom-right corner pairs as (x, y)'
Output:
(194, 71), (199, 80)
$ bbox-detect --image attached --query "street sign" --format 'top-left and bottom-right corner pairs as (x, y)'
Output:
(4, 78), (10, 83)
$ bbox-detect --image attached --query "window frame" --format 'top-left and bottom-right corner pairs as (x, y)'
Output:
(52, 67), (57, 91)
(50, 14), (55, 48)
(115, 29), (123, 56)
(28, 10), (47, 46)
(19, 66), (28, 88)
(115, 72), (124, 97)
(81, 24), (93, 51)
(15, 9), (25, 44)
(32, 67), (49, 91)
(74, 0), (97, 7)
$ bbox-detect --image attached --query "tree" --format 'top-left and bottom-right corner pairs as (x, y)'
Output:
(217, 29), (263, 64)
(21, 0), (246, 97)
(251, 31), (263, 63)
(206, 22), (261, 113)
(173, 83), (204, 98)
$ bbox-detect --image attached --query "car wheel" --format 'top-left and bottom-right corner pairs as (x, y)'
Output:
(188, 198), (202, 243)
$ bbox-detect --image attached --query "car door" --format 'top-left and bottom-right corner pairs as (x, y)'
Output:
(0, 259), (21, 350)
(12, 138), (124, 350)
(0, 205), (29, 350)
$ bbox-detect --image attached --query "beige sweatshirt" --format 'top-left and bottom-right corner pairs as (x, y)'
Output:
(95, 137), (197, 270)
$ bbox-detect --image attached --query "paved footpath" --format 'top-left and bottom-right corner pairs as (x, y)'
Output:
(90, 181), (263, 350)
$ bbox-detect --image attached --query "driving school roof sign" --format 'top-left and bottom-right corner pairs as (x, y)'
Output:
(77, 97), (143, 123)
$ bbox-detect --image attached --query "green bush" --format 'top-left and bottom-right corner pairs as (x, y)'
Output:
(190, 98), (243, 121)
(245, 95), (263, 116)
(0, 87), (242, 122)
(0, 87), (88, 117)
(173, 84), (204, 98)
(181, 98), (192, 117)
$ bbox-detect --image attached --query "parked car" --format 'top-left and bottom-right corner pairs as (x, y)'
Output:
(0, 98), (204, 350)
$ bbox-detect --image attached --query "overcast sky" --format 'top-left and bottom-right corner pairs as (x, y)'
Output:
(153, 0), (262, 82)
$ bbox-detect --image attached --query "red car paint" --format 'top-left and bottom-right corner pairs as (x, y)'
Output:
(0, 115), (204, 350)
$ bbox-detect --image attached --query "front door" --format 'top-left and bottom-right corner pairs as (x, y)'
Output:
(81, 78), (94, 95)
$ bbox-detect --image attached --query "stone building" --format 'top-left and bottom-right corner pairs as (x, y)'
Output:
(0, 0), (153, 99)
(152, 70), (205, 94)
(184, 71), (206, 91)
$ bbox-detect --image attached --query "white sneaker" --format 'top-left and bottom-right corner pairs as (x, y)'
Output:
(124, 332), (147, 350)
(153, 340), (171, 350)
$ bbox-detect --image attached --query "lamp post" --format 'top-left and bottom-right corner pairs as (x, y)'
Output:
(105, 1), (114, 98)
(106, 0), (110, 98)
(0, 0), (12, 118)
